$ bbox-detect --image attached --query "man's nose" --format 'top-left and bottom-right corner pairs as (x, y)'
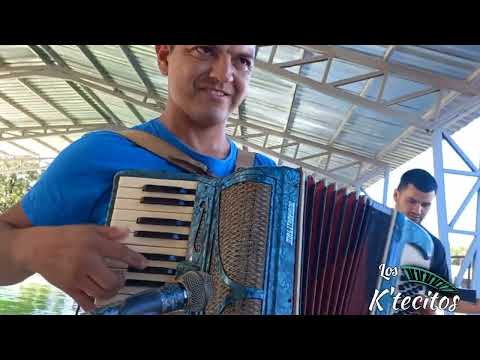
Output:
(209, 55), (234, 83)
(411, 203), (422, 215)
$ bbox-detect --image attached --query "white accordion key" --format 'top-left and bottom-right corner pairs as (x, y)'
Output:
(96, 176), (199, 310)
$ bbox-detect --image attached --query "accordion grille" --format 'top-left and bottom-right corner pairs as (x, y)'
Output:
(205, 182), (271, 315)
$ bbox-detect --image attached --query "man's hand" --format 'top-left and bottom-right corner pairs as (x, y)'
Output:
(14, 225), (146, 312)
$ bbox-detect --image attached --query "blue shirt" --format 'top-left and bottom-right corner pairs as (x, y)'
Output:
(21, 118), (276, 226)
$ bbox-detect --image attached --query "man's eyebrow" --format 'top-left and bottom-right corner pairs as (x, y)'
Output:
(236, 49), (255, 58)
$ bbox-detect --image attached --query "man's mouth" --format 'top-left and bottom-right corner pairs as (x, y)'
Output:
(201, 88), (230, 97)
(408, 214), (421, 223)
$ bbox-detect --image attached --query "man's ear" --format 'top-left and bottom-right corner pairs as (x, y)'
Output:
(393, 189), (399, 203)
(156, 45), (172, 76)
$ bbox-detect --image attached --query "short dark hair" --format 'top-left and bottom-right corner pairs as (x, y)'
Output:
(397, 169), (438, 193)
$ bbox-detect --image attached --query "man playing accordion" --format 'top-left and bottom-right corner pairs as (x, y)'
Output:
(0, 45), (275, 312)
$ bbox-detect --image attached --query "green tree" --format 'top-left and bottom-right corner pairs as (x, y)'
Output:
(0, 160), (41, 213)
(0, 160), (78, 315)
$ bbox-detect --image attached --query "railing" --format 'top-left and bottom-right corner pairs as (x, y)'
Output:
(451, 255), (473, 288)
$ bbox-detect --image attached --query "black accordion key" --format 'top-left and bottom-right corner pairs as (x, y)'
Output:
(134, 231), (188, 241)
(140, 197), (195, 207)
(141, 253), (186, 262)
(125, 279), (165, 288)
(128, 266), (176, 276)
(137, 217), (191, 227)
(142, 184), (196, 195)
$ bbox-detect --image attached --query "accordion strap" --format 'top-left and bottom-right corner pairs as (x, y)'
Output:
(115, 129), (256, 176)
(116, 129), (211, 176)
(234, 147), (255, 171)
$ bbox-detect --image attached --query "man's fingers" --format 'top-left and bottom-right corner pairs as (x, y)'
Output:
(94, 225), (130, 240)
(81, 276), (117, 301)
(69, 289), (95, 312)
(88, 256), (124, 293)
(95, 240), (147, 270)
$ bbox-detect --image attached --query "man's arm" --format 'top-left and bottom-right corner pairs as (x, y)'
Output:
(0, 203), (37, 284)
(0, 203), (147, 311)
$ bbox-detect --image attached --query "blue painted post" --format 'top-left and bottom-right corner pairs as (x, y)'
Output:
(383, 167), (390, 206)
(473, 175), (480, 295)
(432, 130), (452, 280)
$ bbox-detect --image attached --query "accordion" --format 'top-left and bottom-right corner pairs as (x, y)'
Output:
(95, 166), (434, 315)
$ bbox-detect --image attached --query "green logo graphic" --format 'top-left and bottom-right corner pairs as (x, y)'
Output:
(400, 265), (458, 296)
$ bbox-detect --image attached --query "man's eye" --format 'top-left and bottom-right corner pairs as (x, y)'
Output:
(195, 46), (214, 56)
(240, 58), (252, 67)
(236, 57), (253, 71)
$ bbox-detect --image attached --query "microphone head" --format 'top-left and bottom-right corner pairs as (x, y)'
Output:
(178, 271), (214, 312)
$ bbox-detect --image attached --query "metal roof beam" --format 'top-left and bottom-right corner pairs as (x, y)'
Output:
(375, 63), (480, 160)
(328, 45), (396, 146)
(228, 117), (387, 167)
(5, 141), (39, 156)
(0, 92), (48, 127)
(298, 45), (480, 96)
(0, 115), (15, 128)
(77, 45), (145, 124)
(0, 124), (123, 142)
(352, 166), (385, 187)
(0, 156), (54, 163)
(17, 78), (79, 125)
(0, 90), (65, 151)
(329, 161), (361, 174)
(33, 138), (60, 153)
(329, 70), (384, 88)
(0, 166), (48, 175)
(275, 55), (329, 69)
(232, 134), (354, 185)
(120, 45), (160, 104)
(37, 45), (121, 126)
(254, 59), (426, 129)
(27, 46), (115, 125)
(278, 50), (308, 165)
(0, 65), (161, 113)
(228, 118), (387, 186)
(384, 87), (439, 107)
(296, 152), (329, 161)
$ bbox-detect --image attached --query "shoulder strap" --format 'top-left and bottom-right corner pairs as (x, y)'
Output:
(235, 148), (256, 171)
(115, 129), (211, 176)
(114, 129), (256, 176)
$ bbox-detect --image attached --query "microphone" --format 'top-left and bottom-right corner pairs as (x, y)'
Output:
(92, 271), (213, 315)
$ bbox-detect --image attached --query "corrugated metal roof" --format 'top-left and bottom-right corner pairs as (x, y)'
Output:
(0, 45), (479, 188)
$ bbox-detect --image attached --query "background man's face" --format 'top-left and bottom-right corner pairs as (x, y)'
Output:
(393, 184), (435, 224)
(156, 45), (255, 128)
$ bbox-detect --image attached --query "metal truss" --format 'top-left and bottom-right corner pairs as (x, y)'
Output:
(0, 124), (123, 142)
(376, 69), (480, 161)
(227, 119), (389, 186)
(0, 61), (390, 187)
(255, 45), (480, 168)
(0, 156), (53, 175)
(433, 130), (480, 298)
(2, 45), (478, 192)
(298, 46), (480, 96)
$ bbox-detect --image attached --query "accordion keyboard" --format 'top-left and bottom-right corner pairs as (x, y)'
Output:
(95, 176), (198, 308)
